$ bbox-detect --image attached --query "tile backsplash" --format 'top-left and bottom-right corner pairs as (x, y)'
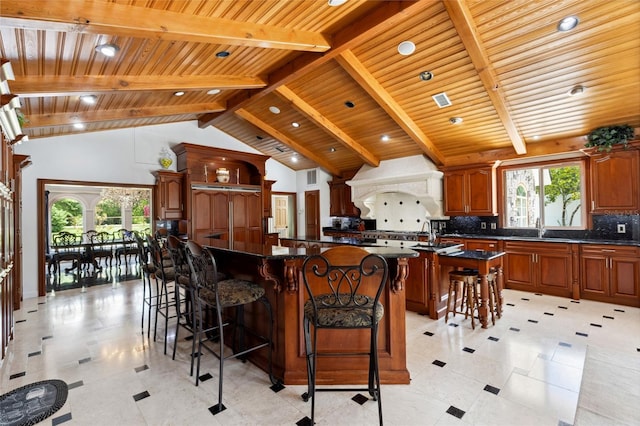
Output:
(446, 214), (639, 241)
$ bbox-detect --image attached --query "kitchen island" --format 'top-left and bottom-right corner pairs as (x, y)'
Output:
(204, 239), (418, 385)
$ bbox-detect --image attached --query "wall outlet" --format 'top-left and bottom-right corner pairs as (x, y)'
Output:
(490, 223), (496, 230)
(617, 223), (626, 233)
(481, 222), (486, 229)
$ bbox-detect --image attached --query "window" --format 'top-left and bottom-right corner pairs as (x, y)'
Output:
(503, 161), (585, 229)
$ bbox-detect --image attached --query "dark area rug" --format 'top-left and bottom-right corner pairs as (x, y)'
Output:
(0, 379), (68, 426)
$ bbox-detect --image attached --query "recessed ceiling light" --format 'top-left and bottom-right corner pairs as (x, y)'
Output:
(419, 71), (434, 81)
(328, 0), (347, 6)
(256, 135), (264, 140)
(532, 135), (540, 141)
(269, 106), (281, 114)
(380, 135), (390, 142)
(449, 117), (463, 125)
(207, 89), (221, 95)
(344, 100), (355, 108)
(73, 122), (85, 130)
(95, 43), (120, 57)
(397, 41), (416, 56)
(291, 122), (300, 128)
(557, 16), (579, 32)
(291, 155), (298, 163)
(216, 51), (230, 58)
(80, 95), (97, 105)
(329, 147), (336, 152)
(568, 85), (585, 96)
(173, 91), (185, 96)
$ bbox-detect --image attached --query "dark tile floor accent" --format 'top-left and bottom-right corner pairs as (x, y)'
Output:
(603, 315), (614, 319)
(544, 312), (554, 316)
(558, 420), (573, 426)
(296, 416), (312, 426)
(133, 390), (150, 401)
(423, 331), (434, 336)
(576, 332), (588, 337)
(488, 336), (499, 342)
(590, 323), (602, 327)
(42, 335), (53, 340)
(27, 310), (37, 313)
(28, 351), (41, 357)
(448, 323), (459, 327)
(199, 373), (213, 382)
(571, 300), (580, 304)
(134, 364), (149, 373)
(432, 360), (446, 367)
(462, 347), (475, 354)
(15, 319), (26, 323)
(52, 412), (72, 425)
(9, 371), (25, 379)
(558, 306), (568, 309)
(528, 319), (539, 323)
(510, 327), (520, 332)
(535, 293), (543, 296)
(559, 342), (572, 348)
(352, 393), (369, 405)
(270, 382), (285, 393)
(506, 303), (515, 306)
(67, 380), (83, 389)
(446, 405), (465, 419)
(484, 384), (500, 395)
(614, 308), (625, 312)
(521, 298), (530, 301)
(78, 357), (91, 364)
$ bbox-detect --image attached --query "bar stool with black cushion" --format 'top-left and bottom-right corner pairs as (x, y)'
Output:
(146, 235), (177, 355)
(166, 235), (196, 371)
(135, 233), (158, 338)
(445, 269), (480, 329)
(301, 246), (388, 426)
(184, 240), (277, 415)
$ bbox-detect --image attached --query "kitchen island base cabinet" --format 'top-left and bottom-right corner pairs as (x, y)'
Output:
(205, 242), (413, 385)
(581, 245), (640, 307)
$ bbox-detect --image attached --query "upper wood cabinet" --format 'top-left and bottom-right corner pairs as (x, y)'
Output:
(153, 171), (184, 220)
(443, 165), (497, 216)
(329, 169), (360, 217)
(589, 147), (639, 214)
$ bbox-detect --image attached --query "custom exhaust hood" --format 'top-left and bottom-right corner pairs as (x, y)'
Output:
(347, 155), (445, 220)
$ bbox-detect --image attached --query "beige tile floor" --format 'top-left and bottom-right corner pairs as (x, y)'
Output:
(1, 277), (639, 425)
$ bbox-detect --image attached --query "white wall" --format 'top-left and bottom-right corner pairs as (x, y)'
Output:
(14, 121), (298, 298)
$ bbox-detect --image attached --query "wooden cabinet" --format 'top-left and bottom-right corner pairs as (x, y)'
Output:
(263, 179), (275, 218)
(465, 238), (500, 252)
(405, 253), (434, 315)
(503, 240), (575, 298)
(154, 171), (184, 220)
(443, 165), (497, 216)
(191, 189), (262, 246)
(580, 244), (640, 307)
(589, 148), (639, 214)
(329, 170), (360, 217)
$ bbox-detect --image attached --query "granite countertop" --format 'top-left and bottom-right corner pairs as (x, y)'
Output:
(440, 233), (640, 247)
(438, 249), (506, 261)
(206, 239), (418, 259)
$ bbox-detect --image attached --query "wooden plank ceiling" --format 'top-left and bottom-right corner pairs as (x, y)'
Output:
(1, 0), (639, 175)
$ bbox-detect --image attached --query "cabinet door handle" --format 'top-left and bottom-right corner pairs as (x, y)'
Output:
(591, 200), (595, 211)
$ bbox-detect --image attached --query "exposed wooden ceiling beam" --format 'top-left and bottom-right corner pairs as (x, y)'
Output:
(336, 49), (446, 166)
(25, 103), (225, 128)
(274, 85), (380, 167)
(235, 108), (342, 177)
(199, 0), (430, 128)
(13, 75), (266, 97)
(0, 0), (331, 52)
(443, 0), (527, 155)
(444, 135), (591, 167)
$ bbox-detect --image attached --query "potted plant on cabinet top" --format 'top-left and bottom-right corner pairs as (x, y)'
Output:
(585, 124), (635, 152)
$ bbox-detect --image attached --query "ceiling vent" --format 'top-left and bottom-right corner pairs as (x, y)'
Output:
(432, 92), (452, 108)
(275, 146), (286, 153)
(307, 170), (317, 185)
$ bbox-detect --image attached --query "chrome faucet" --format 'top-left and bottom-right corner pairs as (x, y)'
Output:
(538, 225), (545, 238)
(421, 219), (437, 243)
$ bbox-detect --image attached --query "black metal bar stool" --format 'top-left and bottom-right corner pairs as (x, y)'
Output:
(445, 269), (480, 329)
(300, 246), (389, 425)
(184, 241), (277, 415)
